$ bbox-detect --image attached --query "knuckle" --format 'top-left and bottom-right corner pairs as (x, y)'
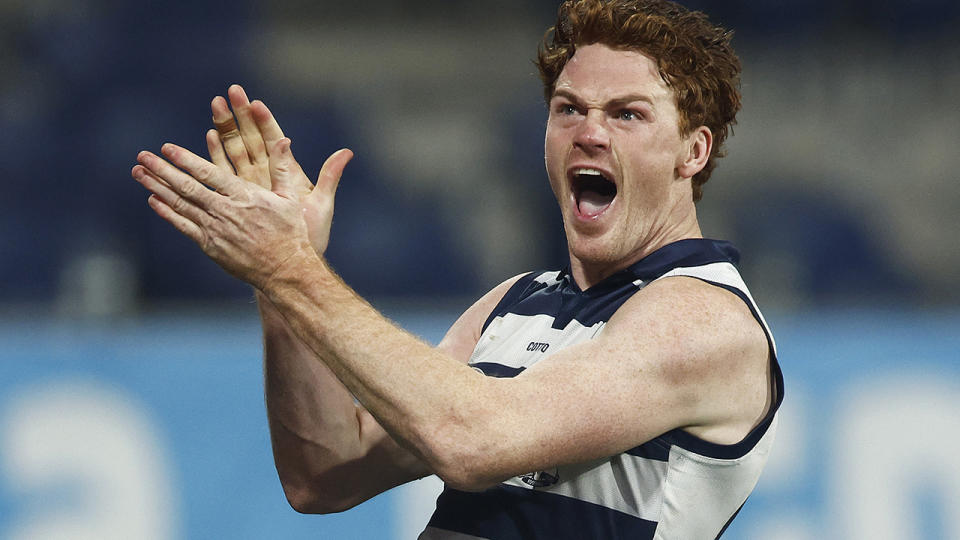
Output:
(274, 160), (291, 175)
(171, 195), (189, 213)
(195, 164), (214, 182)
(199, 233), (214, 255)
(179, 179), (198, 198)
(225, 138), (246, 156)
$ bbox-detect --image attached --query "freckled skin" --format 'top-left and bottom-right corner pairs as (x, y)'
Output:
(544, 44), (709, 289)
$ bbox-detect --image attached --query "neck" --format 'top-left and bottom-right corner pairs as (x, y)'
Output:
(568, 205), (702, 290)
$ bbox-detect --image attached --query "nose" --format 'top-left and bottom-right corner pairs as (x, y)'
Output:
(573, 110), (610, 153)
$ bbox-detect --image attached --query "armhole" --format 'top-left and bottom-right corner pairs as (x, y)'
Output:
(655, 276), (784, 460)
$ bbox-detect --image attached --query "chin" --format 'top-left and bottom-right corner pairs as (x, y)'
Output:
(567, 234), (621, 267)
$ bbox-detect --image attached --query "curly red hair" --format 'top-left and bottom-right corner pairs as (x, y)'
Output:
(536, 0), (742, 202)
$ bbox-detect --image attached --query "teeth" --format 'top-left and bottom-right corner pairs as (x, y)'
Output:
(573, 168), (604, 177)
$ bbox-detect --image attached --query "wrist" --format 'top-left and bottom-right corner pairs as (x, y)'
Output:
(261, 245), (334, 304)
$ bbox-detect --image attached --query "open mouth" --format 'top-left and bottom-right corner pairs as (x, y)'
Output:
(571, 168), (617, 218)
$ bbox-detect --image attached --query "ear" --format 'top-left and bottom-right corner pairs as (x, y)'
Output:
(676, 126), (712, 180)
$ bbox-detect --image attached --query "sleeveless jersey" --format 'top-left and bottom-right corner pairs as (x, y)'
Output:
(419, 238), (784, 539)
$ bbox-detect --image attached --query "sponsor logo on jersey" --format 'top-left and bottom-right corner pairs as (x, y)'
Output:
(526, 341), (550, 353)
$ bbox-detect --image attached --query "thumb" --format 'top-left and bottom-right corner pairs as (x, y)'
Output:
(302, 149), (354, 256)
(308, 148), (354, 203)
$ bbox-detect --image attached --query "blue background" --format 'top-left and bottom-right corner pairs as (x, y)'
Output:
(2, 0), (959, 538)
(2, 309), (957, 539)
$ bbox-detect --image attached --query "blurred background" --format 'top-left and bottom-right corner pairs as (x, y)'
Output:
(1, 0), (958, 538)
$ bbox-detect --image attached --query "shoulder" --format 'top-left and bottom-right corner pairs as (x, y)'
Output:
(601, 275), (770, 437)
(606, 274), (764, 358)
(436, 273), (532, 364)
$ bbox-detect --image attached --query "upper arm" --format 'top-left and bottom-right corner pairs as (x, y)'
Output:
(436, 273), (528, 364)
(455, 276), (771, 486)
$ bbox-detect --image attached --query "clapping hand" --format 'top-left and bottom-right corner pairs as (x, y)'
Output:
(131, 84), (353, 290)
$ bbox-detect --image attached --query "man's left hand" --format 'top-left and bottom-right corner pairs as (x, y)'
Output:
(131, 141), (353, 290)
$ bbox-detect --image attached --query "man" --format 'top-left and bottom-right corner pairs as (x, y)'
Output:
(131, 0), (782, 537)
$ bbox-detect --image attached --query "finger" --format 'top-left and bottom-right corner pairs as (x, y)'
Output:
(261, 136), (309, 197)
(212, 97), (240, 140)
(212, 95), (252, 173)
(254, 101), (316, 196)
(249, 100), (285, 146)
(227, 84), (268, 166)
(132, 164), (210, 226)
(138, 146), (238, 202)
(267, 138), (298, 197)
(313, 148), (355, 196)
(160, 143), (247, 197)
(206, 128), (233, 173)
(147, 194), (205, 245)
(137, 149), (217, 207)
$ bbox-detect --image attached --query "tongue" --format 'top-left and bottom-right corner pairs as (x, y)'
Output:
(578, 189), (613, 217)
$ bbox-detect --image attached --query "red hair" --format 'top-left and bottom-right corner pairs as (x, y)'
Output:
(537, 0), (742, 201)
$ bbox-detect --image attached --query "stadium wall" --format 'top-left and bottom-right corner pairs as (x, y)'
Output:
(0, 309), (957, 539)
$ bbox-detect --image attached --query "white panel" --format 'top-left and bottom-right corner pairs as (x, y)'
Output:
(503, 454), (669, 520)
(1, 379), (178, 540)
(832, 376), (960, 540)
(394, 475), (445, 540)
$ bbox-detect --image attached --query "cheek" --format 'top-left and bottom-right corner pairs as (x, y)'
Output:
(544, 131), (566, 191)
(544, 124), (561, 160)
(624, 138), (679, 178)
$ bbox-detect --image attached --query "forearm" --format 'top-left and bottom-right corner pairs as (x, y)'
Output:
(262, 251), (492, 486)
(259, 290), (357, 438)
(257, 290), (371, 508)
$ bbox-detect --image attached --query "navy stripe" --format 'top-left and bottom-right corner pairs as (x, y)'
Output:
(657, 279), (784, 460)
(482, 239), (741, 331)
(471, 362), (525, 378)
(623, 238), (740, 280)
(505, 278), (638, 329)
(481, 272), (547, 333)
(625, 438), (671, 461)
(428, 485), (658, 540)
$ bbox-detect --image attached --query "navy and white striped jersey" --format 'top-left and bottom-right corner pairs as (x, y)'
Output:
(420, 239), (783, 540)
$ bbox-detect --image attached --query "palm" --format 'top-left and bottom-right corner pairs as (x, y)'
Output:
(207, 85), (351, 257)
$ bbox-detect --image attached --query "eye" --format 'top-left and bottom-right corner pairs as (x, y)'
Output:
(558, 104), (578, 115)
(617, 109), (639, 121)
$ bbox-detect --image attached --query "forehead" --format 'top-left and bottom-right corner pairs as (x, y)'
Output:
(553, 43), (672, 104)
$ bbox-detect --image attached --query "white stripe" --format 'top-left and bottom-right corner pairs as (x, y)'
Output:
(469, 313), (601, 369)
(533, 271), (561, 285)
(654, 414), (779, 539)
(502, 453), (669, 521)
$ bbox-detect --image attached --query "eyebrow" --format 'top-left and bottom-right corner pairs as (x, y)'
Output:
(551, 89), (655, 108)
